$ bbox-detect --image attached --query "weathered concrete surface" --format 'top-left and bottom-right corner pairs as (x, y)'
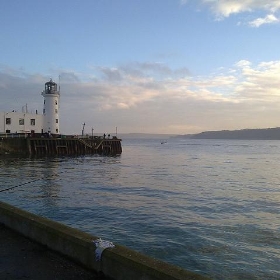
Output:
(0, 201), (211, 280)
(0, 223), (108, 280)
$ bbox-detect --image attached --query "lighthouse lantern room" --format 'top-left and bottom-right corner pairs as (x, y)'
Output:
(41, 79), (60, 135)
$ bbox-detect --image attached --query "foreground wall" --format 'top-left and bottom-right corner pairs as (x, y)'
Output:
(0, 201), (210, 280)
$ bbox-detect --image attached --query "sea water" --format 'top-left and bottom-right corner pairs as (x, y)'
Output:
(0, 138), (280, 280)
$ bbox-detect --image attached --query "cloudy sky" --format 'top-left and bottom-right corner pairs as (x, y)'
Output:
(1, 0), (280, 135)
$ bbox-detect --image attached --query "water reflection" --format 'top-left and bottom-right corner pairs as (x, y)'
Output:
(0, 156), (63, 209)
(34, 158), (62, 207)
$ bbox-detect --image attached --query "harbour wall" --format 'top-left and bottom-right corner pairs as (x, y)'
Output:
(0, 201), (210, 280)
(0, 135), (122, 155)
(0, 137), (29, 155)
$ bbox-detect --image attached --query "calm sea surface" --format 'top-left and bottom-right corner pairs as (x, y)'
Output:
(1, 138), (280, 280)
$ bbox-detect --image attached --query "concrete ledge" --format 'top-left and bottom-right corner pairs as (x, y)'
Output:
(0, 201), (211, 280)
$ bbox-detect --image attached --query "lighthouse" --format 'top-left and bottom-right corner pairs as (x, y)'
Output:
(41, 79), (60, 135)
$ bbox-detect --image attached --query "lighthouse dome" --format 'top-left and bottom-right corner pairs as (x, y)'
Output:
(45, 79), (58, 94)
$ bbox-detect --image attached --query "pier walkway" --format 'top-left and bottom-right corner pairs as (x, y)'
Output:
(0, 224), (109, 280)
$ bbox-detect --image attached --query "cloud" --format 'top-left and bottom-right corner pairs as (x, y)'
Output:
(234, 60), (280, 102)
(201, 0), (280, 18)
(66, 60), (280, 133)
(59, 71), (80, 82)
(235, 60), (251, 68)
(248, 14), (279, 27)
(180, 0), (188, 5)
(98, 67), (123, 82)
(95, 62), (190, 81)
(181, 0), (280, 26)
(1, 59), (280, 134)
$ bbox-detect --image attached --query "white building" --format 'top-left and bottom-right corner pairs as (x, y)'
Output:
(0, 79), (60, 135)
(0, 111), (43, 134)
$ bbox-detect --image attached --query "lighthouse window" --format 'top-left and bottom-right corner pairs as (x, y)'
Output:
(6, 118), (11, 125)
(55, 109), (58, 113)
(55, 100), (57, 105)
(19, 119), (24, 125)
(56, 119), (58, 123)
(30, 119), (35, 126)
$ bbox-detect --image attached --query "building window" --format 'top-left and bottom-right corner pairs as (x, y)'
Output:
(55, 109), (58, 113)
(56, 129), (58, 133)
(6, 118), (11, 125)
(43, 109), (45, 114)
(55, 100), (57, 105)
(19, 119), (24, 125)
(56, 119), (58, 123)
(30, 119), (35, 126)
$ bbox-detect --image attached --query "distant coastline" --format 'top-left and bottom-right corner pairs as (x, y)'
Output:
(119, 133), (176, 139)
(173, 127), (280, 140)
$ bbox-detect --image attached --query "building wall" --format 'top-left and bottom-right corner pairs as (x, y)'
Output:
(0, 112), (43, 134)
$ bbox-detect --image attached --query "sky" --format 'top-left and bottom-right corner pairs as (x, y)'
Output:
(1, 0), (280, 135)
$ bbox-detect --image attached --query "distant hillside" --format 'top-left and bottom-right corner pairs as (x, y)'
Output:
(175, 127), (280, 140)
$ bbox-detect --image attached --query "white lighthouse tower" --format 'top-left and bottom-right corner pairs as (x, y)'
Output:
(41, 79), (60, 135)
